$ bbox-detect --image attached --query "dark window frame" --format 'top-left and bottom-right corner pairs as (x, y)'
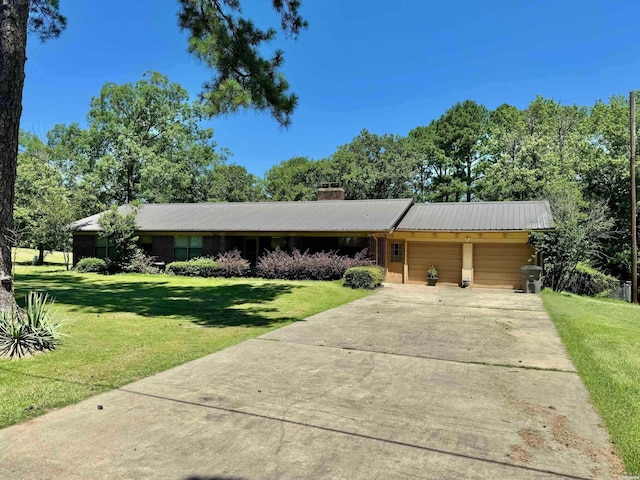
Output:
(390, 242), (404, 263)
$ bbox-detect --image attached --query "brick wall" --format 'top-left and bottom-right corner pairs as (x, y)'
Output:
(72, 235), (95, 266)
(202, 236), (215, 257)
(317, 187), (345, 201)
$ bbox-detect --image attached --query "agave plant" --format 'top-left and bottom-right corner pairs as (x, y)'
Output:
(0, 292), (63, 359)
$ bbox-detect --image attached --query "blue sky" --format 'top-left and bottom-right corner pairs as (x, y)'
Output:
(21, 0), (640, 176)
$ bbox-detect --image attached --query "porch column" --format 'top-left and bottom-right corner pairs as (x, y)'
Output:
(462, 243), (473, 285)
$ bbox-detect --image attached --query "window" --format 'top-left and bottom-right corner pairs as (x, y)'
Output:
(338, 237), (365, 248)
(270, 237), (288, 250)
(174, 236), (203, 260)
(390, 242), (404, 263)
(95, 237), (116, 259)
(139, 235), (153, 255)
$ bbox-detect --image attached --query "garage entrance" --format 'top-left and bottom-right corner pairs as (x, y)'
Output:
(407, 242), (462, 285)
(473, 243), (535, 289)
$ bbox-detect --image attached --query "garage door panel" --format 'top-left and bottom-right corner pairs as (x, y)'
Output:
(474, 244), (535, 289)
(408, 243), (461, 284)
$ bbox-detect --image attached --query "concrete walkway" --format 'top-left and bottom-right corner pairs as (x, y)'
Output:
(0, 285), (624, 479)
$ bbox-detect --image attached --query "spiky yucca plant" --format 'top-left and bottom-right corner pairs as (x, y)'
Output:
(0, 292), (62, 359)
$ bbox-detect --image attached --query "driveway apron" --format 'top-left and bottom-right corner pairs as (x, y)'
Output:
(0, 284), (624, 479)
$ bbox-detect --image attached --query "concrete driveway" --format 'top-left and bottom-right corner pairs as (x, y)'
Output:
(0, 285), (624, 479)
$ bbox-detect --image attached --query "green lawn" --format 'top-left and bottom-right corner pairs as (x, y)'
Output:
(542, 290), (640, 475)
(0, 250), (370, 428)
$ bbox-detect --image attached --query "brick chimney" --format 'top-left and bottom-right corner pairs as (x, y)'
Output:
(317, 182), (345, 201)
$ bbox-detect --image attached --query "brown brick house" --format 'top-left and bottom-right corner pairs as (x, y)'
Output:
(72, 194), (553, 289)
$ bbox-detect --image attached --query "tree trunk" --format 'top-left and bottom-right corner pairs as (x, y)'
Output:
(0, 1), (29, 295)
(38, 246), (45, 265)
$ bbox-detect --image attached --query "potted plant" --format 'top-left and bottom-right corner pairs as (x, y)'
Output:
(427, 265), (438, 286)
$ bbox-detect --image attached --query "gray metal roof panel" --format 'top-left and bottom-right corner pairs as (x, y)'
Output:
(396, 201), (554, 231)
(72, 199), (414, 233)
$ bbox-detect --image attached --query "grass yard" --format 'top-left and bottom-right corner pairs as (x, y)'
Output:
(0, 249), (371, 428)
(542, 290), (640, 475)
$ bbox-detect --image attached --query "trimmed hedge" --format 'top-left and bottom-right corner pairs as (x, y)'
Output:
(75, 257), (107, 274)
(167, 258), (220, 277)
(256, 248), (374, 281)
(343, 266), (385, 289)
(166, 250), (250, 278)
(564, 263), (619, 297)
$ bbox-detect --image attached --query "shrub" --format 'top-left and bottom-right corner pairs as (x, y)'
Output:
(75, 257), (107, 274)
(0, 292), (63, 359)
(167, 258), (220, 277)
(564, 262), (619, 297)
(256, 248), (374, 281)
(215, 249), (251, 278)
(343, 266), (385, 289)
(122, 251), (161, 274)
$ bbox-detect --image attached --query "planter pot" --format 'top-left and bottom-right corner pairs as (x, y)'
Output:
(427, 277), (438, 286)
(461, 279), (471, 288)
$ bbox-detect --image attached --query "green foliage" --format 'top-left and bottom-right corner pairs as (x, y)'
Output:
(74, 258), (107, 274)
(167, 251), (251, 278)
(121, 251), (161, 275)
(97, 205), (140, 270)
(0, 291), (62, 359)
(427, 265), (438, 278)
(263, 156), (321, 201)
(177, 0), (307, 127)
(529, 189), (613, 292)
(564, 263), (620, 298)
(28, 0), (67, 41)
(167, 258), (221, 277)
(207, 163), (264, 202)
(15, 132), (74, 267)
(343, 266), (384, 290)
(47, 72), (221, 208)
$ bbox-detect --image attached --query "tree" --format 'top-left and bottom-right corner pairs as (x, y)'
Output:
(406, 122), (463, 202)
(177, 0), (307, 127)
(436, 100), (489, 202)
(98, 204), (140, 271)
(14, 132), (74, 266)
(0, 0), (306, 299)
(530, 188), (613, 292)
(0, 0), (66, 302)
(207, 163), (264, 202)
(328, 130), (414, 200)
(263, 156), (321, 201)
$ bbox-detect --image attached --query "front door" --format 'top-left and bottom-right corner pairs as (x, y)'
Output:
(386, 241), (404, 283)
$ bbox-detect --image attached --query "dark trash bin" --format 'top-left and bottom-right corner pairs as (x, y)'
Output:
(521, 265), (542, 294)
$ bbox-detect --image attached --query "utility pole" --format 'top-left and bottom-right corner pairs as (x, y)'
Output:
(631, 91), (638, 304)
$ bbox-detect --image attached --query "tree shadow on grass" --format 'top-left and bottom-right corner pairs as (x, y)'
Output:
(14, 272), (303, 328)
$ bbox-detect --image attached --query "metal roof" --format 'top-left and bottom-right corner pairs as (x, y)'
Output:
(396, 201), (554, 231)
(72, 199), (414, 233)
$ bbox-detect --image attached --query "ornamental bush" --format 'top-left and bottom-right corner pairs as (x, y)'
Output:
(215, 249), (251, 278)
(343, 266), (385, 289)
(75, 257), (107, 274)
(167, 258), (220, 277)
(256, 248), (373, 281)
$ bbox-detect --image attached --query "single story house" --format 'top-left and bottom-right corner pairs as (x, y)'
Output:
(72, 187), (553, 289)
